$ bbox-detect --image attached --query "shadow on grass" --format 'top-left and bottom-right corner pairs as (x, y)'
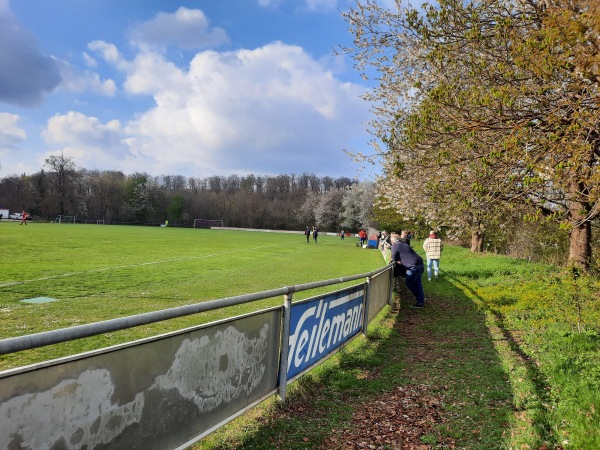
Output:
(391, 277), (517, 448)
(442, 273), (559, 448)
(194, 274), (531, 449)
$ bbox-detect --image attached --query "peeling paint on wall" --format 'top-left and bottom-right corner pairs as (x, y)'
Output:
(153, 324), (269, 412)
(0, 369), (145, 449)
(0, 310), (281, 450)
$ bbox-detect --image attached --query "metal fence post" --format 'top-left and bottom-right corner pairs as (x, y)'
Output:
(362, 277), (371, 337)
(277, 293), (292, 402)
(388, 262), (396, 305)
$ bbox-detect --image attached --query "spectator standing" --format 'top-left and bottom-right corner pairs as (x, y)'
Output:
(379, 231), (391, 251)
(358, 229), (366, 246)
(423, 230), (443, 281)
(340, 229), (345, 240)
(305, 226), (311, 243)
(312, 226), (319, 243)
(390, 230), (425, 307)
(20, 211), (28, 225)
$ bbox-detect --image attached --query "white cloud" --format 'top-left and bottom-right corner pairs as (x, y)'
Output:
(0, 112), (26, 150)
(305, 0), (338, 11)
(122, 51), (185, 96)
(257, 0), (283, 7)
(128, 7), (229, 50)
(57, 60), (116, 96)
(42, 112), (134, 171)
(88, 41), (128, 69)
(258, 0), (338, 10)
(82, 52), (97, 68)
(43, 112), (122, 145)
(115, 41), (369, 177)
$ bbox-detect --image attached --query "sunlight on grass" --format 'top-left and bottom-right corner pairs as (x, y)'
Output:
(0, 223), (384, 370)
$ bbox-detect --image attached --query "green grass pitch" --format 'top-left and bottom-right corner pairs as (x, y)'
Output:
(0, 223), (384, 369)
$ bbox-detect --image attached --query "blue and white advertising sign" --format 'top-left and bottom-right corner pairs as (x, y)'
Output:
(287, 285), (365, 379)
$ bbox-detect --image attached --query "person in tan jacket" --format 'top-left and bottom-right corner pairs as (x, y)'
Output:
(423, 230), (443, 281)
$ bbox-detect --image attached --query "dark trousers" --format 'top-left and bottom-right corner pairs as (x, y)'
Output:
(404, 264), (425, 305)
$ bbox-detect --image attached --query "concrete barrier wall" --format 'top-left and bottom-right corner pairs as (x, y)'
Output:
(0, 266), (393, 449)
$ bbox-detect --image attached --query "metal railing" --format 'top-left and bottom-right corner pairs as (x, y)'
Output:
(0, 264), (392, 356)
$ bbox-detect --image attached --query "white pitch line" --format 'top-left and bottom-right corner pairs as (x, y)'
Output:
(0, 244), (287, 288)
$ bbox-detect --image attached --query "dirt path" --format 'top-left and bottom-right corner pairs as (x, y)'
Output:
(319, 292), (458, 449)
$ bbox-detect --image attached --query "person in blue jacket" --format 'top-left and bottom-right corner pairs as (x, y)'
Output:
(390, 230), (425, 307)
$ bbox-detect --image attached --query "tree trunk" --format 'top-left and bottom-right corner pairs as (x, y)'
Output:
(471, 230), (484, 252)
(469, 218), (485, 252)
(568, 206), (592, 272)
(566, 179), (592, 271)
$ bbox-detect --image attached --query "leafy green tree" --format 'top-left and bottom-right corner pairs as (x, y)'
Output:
(166, 194), (185, 225)
(344, 0), (600, 269)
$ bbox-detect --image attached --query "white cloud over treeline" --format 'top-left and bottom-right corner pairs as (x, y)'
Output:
(1, 2), (372, 179)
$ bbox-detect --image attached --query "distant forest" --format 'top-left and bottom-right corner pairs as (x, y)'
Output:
(0, 154), (375, 232)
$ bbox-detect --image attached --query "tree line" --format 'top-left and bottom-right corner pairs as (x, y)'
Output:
(0, 154), (379, 232)
(1, 152), (589, 266)
(343, 0), (600, 271)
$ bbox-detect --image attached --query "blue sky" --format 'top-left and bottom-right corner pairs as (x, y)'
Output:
(0, 0), (386, 181)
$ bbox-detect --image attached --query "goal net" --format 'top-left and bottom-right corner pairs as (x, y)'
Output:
(193, 219), (224, 229)
(55, 215), (76, 224)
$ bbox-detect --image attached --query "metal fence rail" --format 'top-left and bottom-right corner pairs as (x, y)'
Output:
(0, 264), (391, 356)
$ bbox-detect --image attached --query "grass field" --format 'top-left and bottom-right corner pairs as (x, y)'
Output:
(4, 223), (599, 448)
(0, 222), (384, 370)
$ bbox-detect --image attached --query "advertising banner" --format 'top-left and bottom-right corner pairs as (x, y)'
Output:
(287, 285), (365, 379)
(0, 309), (281, 450)
(367, 270), (392, 323)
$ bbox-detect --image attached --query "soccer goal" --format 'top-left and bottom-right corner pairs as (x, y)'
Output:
(193, 218), (224, 229)
(55, 215), (76, 224)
